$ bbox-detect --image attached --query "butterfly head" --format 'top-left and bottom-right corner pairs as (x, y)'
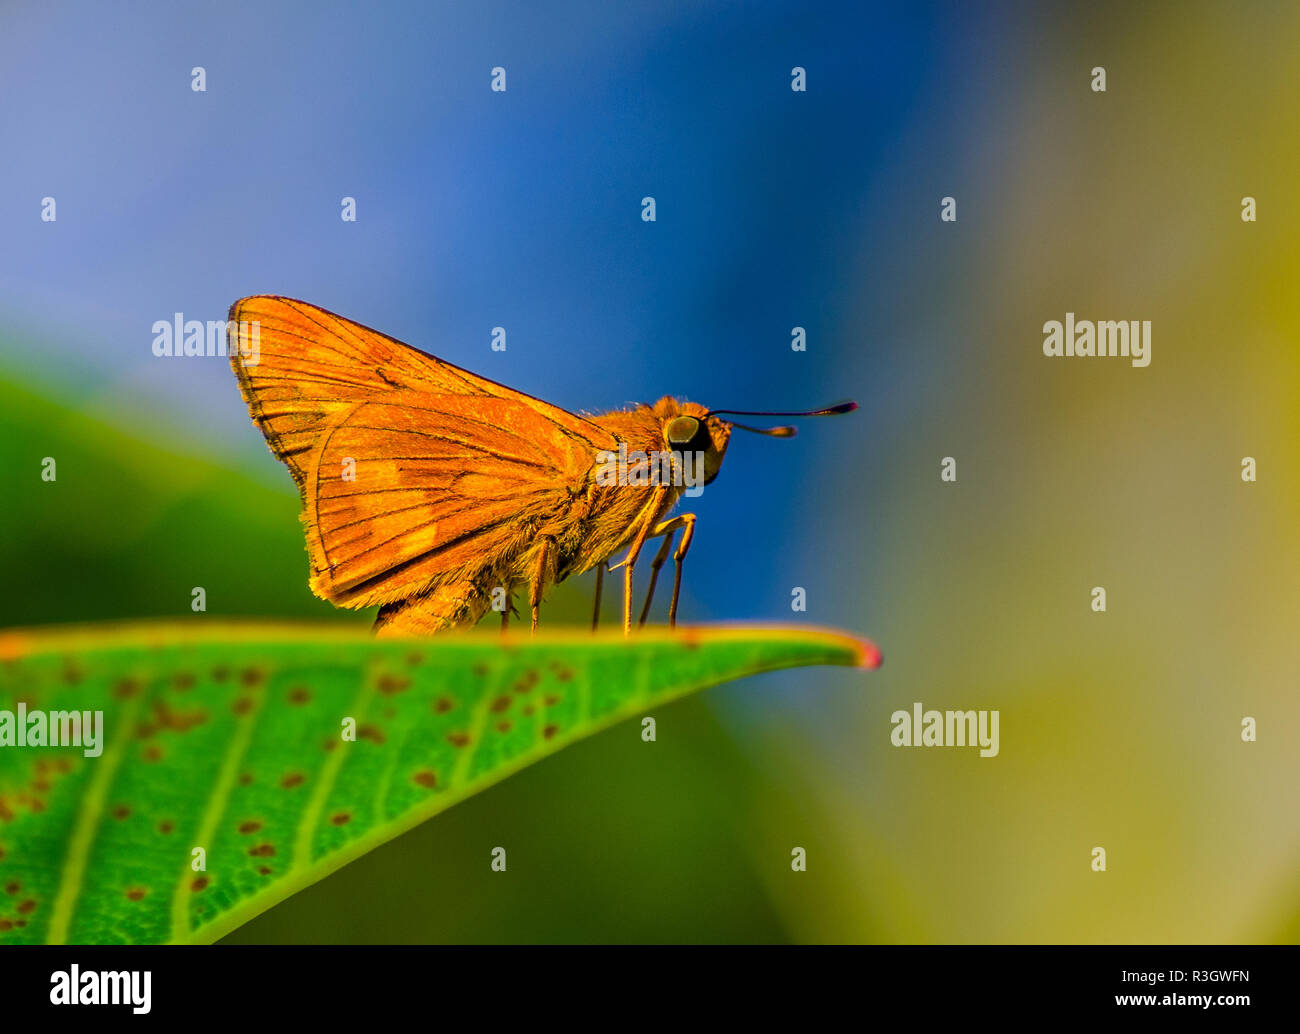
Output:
(654, 397), (857, 487)
(654, 399), (731, 486)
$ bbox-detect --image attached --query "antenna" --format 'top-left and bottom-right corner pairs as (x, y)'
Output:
(706, 400), (856, 437)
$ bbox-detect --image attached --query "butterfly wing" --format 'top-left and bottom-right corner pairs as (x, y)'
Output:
(228, 296), (615, 609)
(305, 391), (601, 607)
(228, 295), (608, 484)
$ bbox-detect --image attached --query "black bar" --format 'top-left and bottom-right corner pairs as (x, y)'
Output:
(0, 945), (1290, 1021)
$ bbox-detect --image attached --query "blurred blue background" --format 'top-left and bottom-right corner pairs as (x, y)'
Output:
(0, 1), (935, 598)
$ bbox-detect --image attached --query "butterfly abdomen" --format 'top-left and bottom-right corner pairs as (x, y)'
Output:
(372, 580), (493, 637)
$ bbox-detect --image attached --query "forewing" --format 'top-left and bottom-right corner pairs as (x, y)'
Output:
(228, 295), (611, 487)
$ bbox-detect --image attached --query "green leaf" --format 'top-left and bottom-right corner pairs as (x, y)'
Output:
(0, 622), (879, 944)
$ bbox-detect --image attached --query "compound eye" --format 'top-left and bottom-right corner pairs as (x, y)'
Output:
(666, 415), (703, 450)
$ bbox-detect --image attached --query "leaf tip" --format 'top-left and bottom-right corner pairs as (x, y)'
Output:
(856, 639), (883, 670)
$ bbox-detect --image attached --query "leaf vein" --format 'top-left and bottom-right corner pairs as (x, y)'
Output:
(167, 691), (265, 943)
(46, 691), (146, 944)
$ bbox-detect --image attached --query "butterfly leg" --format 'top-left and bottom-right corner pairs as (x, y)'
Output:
(637, 514), (696, 628)
(638, 526), (679, 627)
(614, 488), (672, 634)
(591, 563), (605, 632)
(619, 523), (654, 635)
(665, 514), (696, 629)
(530, 537), (556, 635)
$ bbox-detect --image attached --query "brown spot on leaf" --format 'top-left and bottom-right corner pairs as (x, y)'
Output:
(330, 812), (351, 826)
(238, 667), (265, 687)
(191, 876), (209, 893)
(16, 899), (35, 915)
(0, 920), (11, 932)
(211, 665), (230, 682)
(490, 695), (512, 713)
(446, 732), (470, 748)
(257, 866), (273, 876)
(405, 652), (425, 667)
(281, 772), (305, 789)
(238, 773), (253, 787)
(496, 720), (512, 733)
(248, 843), (275, 857)
(287, 687), (311, 705)
(376, 674), (410, 695)
(472, 663), (489, 678)
(412, 770), (437, 789)
(358, 724), (385, 744)
(512, 670), (539, 694)
(142, 745), (164, 763)
(158, 821), (174, 835)
(112, 678), (141, 700)
(112, 805), (131, 821)
(231, 696), (255, 717)
(544, 694), (561, 707)
(172, 672), (195, 692)
(149, 699), (208, 733)
(237, 820), (262, 835)
(3, 881), (18, 895)
(434, 697), (454, 714)
(125, 888), (147, 902)
(543, 724), (559, 740)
